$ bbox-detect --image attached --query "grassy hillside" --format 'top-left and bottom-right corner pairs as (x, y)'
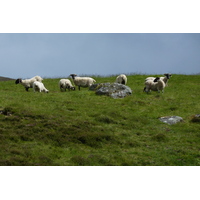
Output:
(0, 74), (199, 166)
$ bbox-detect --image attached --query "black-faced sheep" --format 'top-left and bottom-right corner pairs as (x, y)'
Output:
(70, 74), (96, 90)
(144, 77), (166, 93)
(59, 79), (75, 91)
(145, 73), (172, 86)
(15, 75), (43, 91)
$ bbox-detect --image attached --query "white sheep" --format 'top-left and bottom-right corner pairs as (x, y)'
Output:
(59, 79), (75, 91)
(145, 77), (156, 81)
(115, 74), (127, 85)
(33, 81), (49, 93)
(15, 75), (43, 91)
(144, 77), (166, 93)
(70, 74), (96, 90)
(145, 73), (172, 86)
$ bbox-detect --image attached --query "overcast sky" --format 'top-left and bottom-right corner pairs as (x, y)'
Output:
(0, 33), (200, 79)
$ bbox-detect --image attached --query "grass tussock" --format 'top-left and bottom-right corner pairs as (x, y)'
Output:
(0, 74), (200, 166)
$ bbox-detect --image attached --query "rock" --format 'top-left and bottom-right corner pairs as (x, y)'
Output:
(159, 116), (183, 125)
(89, 83), (102, 91)
(191, 114), (200, 123)
(89, 83), (132, 99)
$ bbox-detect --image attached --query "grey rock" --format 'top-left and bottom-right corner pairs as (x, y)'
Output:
(89, 83), (102, 91)
(89, 83), (132, 99)
(191, 114), (200, 123)
(159, 116), (183, 125)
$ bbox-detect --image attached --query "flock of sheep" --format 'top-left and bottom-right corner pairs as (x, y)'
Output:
(15, 73), (172, 94)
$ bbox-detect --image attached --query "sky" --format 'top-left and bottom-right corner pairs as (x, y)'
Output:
(0, 33), (200, 79)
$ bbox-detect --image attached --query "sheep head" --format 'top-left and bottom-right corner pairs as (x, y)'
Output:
(70, 74), (77, 79)
(15, 79), (22, 84)
(164, 73), (172, 79)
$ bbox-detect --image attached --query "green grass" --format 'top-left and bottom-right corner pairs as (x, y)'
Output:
(0, 74), (200, 166)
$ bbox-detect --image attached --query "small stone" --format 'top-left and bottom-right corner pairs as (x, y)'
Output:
(191, 114), (200, 123)
(159, 116), (183, 125)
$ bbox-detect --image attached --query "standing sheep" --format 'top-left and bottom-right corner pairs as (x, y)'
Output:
(33, 81), (49, 93)
(59, 79), (75, 91)
(145, 73), (172, 86)
(15, 75), (43, 91)
(160, 74), (172, 86)
(115, 74), (127, 85)
(70, 74), (96, 90)
(144, 77), (166, 93)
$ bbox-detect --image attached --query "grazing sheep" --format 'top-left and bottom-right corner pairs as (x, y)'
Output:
(33, 81), (49, 93)
(70, 74), (96, 90)
(145, 73), (172, 86)
(15, 75), (43, 91)
(59, 79), (75, 91)
(144, 77), (166, 93)
(115, 74), (127, 85)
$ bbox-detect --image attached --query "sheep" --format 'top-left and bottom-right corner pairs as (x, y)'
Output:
(33, 81), (49, 93)
(160, 73), (172, 86)
(145, 77), (156, 81)
(115, 74), (127, 85)
(145, 73), (172, 86)
(59, 79), (75, 91)
(15, 75), (43, 91)
(144, 77), (166, 93)
(70, 74), (96, 90)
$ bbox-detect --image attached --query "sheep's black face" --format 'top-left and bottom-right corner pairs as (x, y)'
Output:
(70, 74), (77, 79)
(15, 79), (22, 84)
(164, 74), (172, 79)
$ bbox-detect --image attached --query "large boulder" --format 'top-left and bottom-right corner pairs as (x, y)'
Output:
(159, 116), (183, 125)
(89, 83), (132, 99)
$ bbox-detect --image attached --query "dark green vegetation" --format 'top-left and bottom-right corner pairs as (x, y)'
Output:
(0, 74), (200, 166)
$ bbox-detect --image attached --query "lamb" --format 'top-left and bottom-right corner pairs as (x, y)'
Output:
(33, 81), (49, 93)
(144, 77), (166, 93)
(70, 74), (96, 90)
(15, 75), (43, 91)
(145, 73), (172, 86)
(59, 79), (75, 91)
(115, 74), (127, 85)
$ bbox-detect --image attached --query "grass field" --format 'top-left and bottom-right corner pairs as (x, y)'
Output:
(0, 74), (199, 166)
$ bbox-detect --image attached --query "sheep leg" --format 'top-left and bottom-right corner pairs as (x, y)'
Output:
(78, 86), (81, 91)
(25, 87), (29, 92)
(143, 87), (150, 93)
